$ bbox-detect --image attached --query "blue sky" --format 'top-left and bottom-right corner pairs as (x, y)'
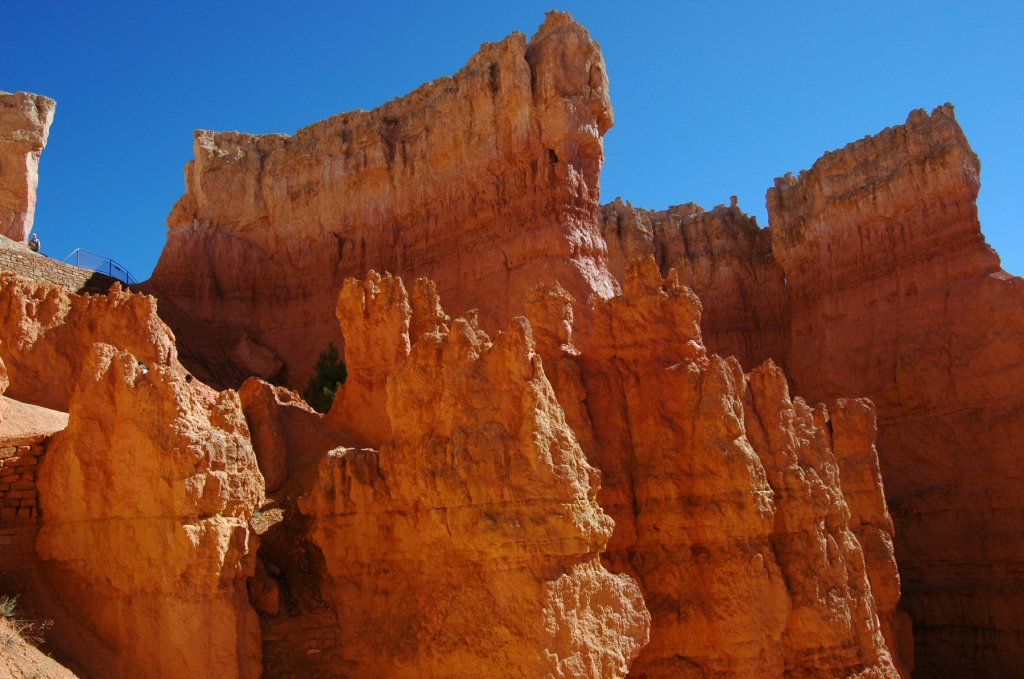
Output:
(3, 1), (1021, 278)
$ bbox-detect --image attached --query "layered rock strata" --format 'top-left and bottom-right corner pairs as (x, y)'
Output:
(605, 105), (1020, 676)
(0, 272), (177, 411)
(0, 92), (55, 243)
(526, 259), (901, 678)
(600, 198), (788, 369)
(298, 272), (650, 677)
(35, 344), (264, 679)
(145, 11), (617, 388)
(769, 105), (1024, 678)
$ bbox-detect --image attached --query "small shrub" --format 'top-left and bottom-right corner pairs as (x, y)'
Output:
(0, 595), (17, 619)
(302, 343), (347, 413)
(0, 595), (52, 647)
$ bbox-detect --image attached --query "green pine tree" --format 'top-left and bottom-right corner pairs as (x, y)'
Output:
(302, 343), (347, 413)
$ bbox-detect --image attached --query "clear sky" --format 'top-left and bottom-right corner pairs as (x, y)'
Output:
(4, 1), (1021, 279)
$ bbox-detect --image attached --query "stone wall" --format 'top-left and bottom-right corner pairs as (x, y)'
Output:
(0, 236), (118, 294)
(0, 435), (46, 590)
(261, 610), (346, 679)
(0, 435), (43, 521)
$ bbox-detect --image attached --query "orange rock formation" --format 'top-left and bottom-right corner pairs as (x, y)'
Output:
(0, 272), (177, 411)
(0, 91), (55, 243)
(35, 344), (264, 679)
(6, 10), (1023, 678)
(605, 105), (1022, 676)
(297, 272), (650, 676)
(0, 271), (263, 678)
(770, 106), (1024, 677)
(600, 198), (789, 369)
(145, 11), (617, 388)
(526, 259), (901, 678)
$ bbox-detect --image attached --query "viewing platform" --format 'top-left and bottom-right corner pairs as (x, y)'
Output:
(0, 236), (129, 294)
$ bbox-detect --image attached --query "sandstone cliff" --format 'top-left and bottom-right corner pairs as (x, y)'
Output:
(604, 105), (1021, 676)
(145, 11), (617, 389)
(527, 259), (901, 678)
(9, 12), (1023, 675)
(769, 105), (1024, 678)
(0, 355), (7, 422)
(0, 92), (55, 243)
(0, 271), (263, 678)
(600, 198), (789, 369)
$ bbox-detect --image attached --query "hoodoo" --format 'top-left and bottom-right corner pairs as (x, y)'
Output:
(0, 91), (55, 244)
(2, 9), (1022, 679)
(604, 105), (1024, 677)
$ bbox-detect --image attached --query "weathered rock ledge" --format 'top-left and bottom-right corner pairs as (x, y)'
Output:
(144, 11), (618, 389)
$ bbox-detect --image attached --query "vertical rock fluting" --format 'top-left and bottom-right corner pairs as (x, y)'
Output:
(0, 272), (178, 411)
(604, 104), (1020, 676)
(767, 104), (1024, 677)
(599, 198), (790, 370)
(526, 259), (901, 678)
(325, 272), (414, 447)
(35, 344), (264, 679)
(298, 272), (650, 677)
(145, 11), (617, 388)
(600, 104), (1024, 676)
(0, 91), (55, 243)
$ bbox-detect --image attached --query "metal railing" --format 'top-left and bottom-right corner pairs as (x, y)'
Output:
(61, 248), (138, 285)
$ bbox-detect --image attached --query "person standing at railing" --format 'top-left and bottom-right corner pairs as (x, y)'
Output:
(28, 233), (41, 253)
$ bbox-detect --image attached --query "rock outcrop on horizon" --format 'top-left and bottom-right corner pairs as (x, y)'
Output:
(527, 259), (901, 678)
(0, 91), (55, 244)
(769, 106), (1024, 678)
(605, 105), (1023, 677)
(144, 11), (618, 389)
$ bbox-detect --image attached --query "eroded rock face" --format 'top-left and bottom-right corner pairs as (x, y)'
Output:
(768, 104), (1024, 677)
(0, 272), (177, 410)
(145, 11), (617, 388)
(238, 377), (348, 493)
(0, 355), (8, 422)
(527, 259), (901, 678)
(325, 272), (413, 447)
(600, 198), (789, 369)
(298, 273), (649, 677)
(0, 91), (55, 243)
(36, 343), (264, 679)
(605, 105), (1021, 676)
